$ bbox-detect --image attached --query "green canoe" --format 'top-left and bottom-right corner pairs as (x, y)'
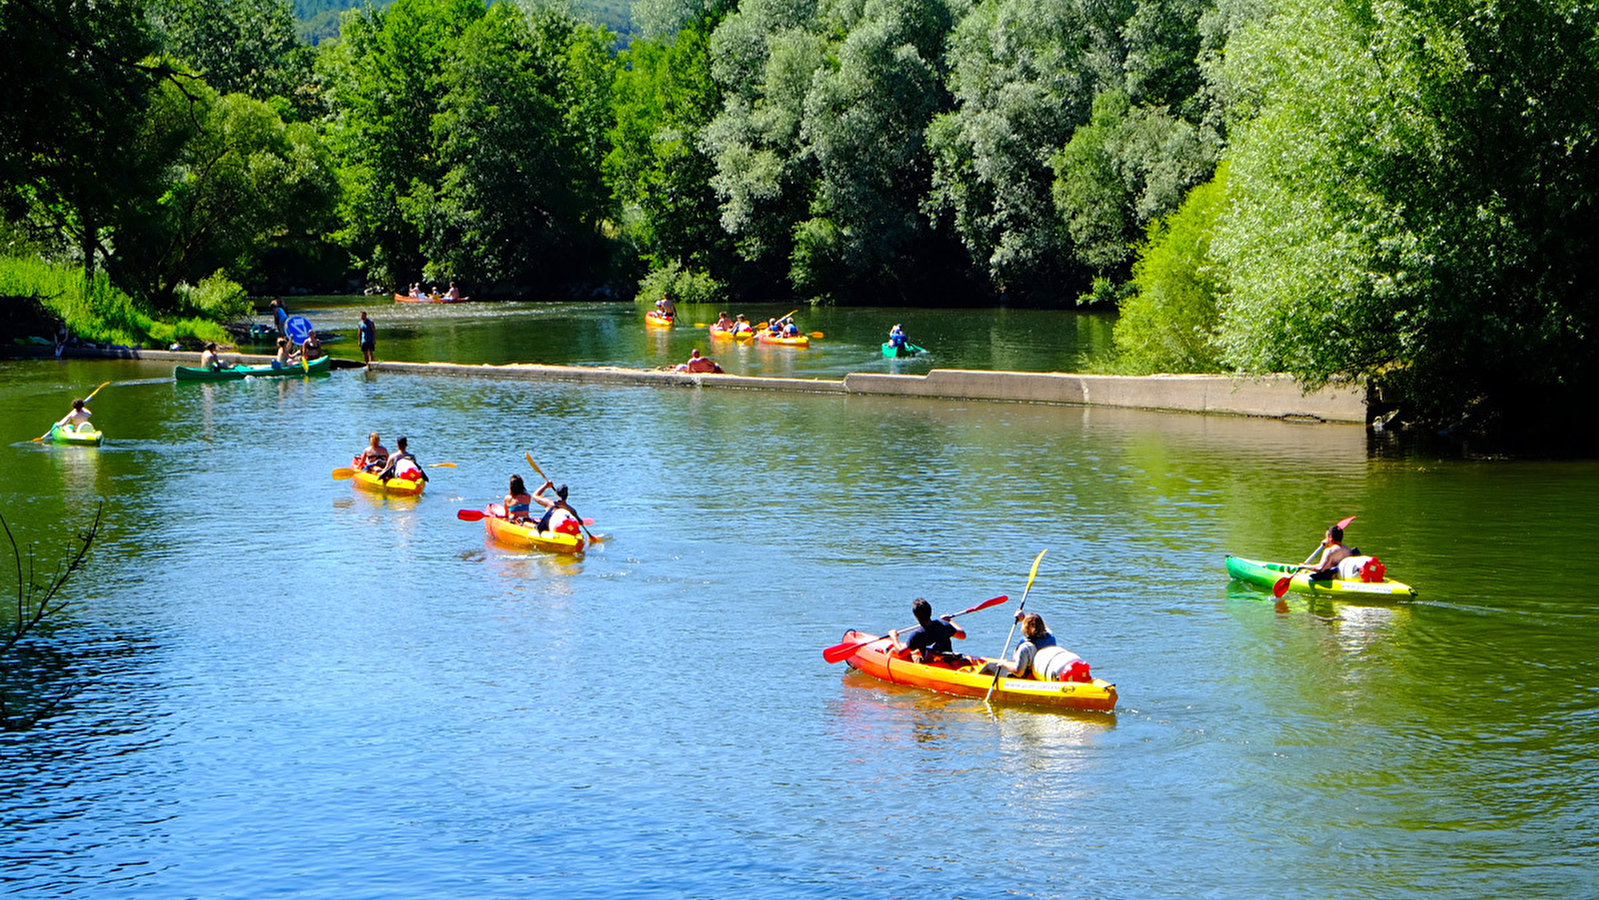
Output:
(174, 355), (333, 381)
(1225, 555), (1416, 598)
(882, 341), (924, 358)
(46, 423), (104, 445)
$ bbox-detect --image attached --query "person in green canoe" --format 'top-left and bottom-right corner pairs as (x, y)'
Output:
(199, 342), (227, 371)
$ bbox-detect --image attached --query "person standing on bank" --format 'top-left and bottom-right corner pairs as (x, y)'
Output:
(358, 311), (376, 365)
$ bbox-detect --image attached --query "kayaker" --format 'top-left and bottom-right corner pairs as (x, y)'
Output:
(714, 311), (734, 331)
(504, 475), (533, 523)
(978, 613), (1086, 681)
(887, 598), (969, 666)
(733, 314), (753, 335)
(358, 311), (376, 365)
(271, 337), (292, 369)
(300, 331), (324, 362)
(55, 398), (92, 431)
(888, 324), (907, 349)
(1301, 523), (1356, 581)
(355, 432), (388, 471)
(199, 342), (225, 371)
(656, 294), (676, 319)
(377, 436), (429, 484)
(531, 481), (581, 536)
(446, 281), (462, 300)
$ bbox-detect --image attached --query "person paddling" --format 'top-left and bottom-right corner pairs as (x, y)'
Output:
(55, 398), (92, 432)
(978, 613), (1086, 681)
(886, 598), (969, 666)
(1298, 522), (1355, 581)
(199, 342), (226, 371)
(531, 481), (581, 536)
(377, 436), (428, 484)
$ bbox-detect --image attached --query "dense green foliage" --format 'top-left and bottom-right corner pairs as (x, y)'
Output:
(2, 0), (1596, 433)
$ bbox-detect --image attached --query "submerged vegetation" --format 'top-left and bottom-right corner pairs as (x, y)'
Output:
(1, 0), (1595, 438)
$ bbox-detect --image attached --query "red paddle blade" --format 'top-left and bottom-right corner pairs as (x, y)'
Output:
(456, 509), (486, 521)
(960, 595), (1009, 615)
(822, 637), (877, 664)
(1272, 575), (1292, 598)
(1336, 515), (1356, 529)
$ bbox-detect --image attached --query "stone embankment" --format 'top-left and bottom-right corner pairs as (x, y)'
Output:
(17, 346), (1367, 423)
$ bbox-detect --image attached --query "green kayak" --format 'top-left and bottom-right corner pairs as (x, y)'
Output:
(1225, 555), (1416, 599)
(46, 423), (104, 445)
(882, 341), (924, 358)
(174, 355), (332, 381)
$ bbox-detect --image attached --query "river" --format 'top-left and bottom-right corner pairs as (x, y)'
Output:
(2, 303), (1597, 899)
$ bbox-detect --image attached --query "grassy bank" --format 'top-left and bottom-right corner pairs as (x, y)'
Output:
(0, 257), (232, 347)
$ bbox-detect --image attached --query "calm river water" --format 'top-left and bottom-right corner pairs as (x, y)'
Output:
(2, 304), (1597, 899)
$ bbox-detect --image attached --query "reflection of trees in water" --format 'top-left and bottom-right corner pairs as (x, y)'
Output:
(1, 504), (101, 730)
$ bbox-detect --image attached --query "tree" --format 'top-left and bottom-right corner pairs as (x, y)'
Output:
(149, 0), (315, 117)
(323, 0), (486, 288)
(1114, 161), (1227, 372)
(1214, 0), (1599, 432)
(1, 505), (102, 731)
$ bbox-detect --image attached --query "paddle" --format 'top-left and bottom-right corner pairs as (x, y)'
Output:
(525, 452), (602, 543)
(1272, 515), (1357, 598)
(34, 381), (112, 441)
(985, 549), (1047, 702)
(458, 508), (594, 524)
(821, 594), (1010, 664)
(332, 468), (354, 480)
(428, 462), (457, 468)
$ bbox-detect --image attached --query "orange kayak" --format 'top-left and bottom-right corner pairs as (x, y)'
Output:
(756, 331), (809, 347)
(481, 504), (586, 554)
(348, 457), (425, 496)
(836, 630), (1117, 712)
(645, 311), (675, 328)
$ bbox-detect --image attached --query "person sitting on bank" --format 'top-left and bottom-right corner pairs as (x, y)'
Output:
(504, 475), (533, 523)
(676, 348), (723, 374)
(377, 436), (428, 484)
(56, 398), (92, 432)
(887, 598), (969, 666)
(271, 337), (292, 369)
(888, 323), (908, 349)
(355, 432), (388, 471)
(978, 613), (1086, 681)
(531, 481), (582, 536)
(199, 342), (226, 371)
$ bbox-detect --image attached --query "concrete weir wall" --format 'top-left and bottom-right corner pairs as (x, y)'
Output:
(14, 346), (1363, 422)
(372, 361), (1366, 423)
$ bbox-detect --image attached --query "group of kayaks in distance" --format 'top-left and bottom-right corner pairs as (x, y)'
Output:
(647, 299), (927, 358)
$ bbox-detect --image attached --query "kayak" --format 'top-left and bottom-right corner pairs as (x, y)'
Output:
(645, 311), (675, 328)
(348, 458), (425, 496)
(882, 341), (924, 358)
(394, 292), (470, 303)
(836, 630), (1117, 712)
(174, 355), (332, 380)
(709, 324), (756, 341)
(1225, 555), (1416, 598)
(46, 423), (103, 446)
(757, 332), (810, 347)
(481, 504), (586, 554)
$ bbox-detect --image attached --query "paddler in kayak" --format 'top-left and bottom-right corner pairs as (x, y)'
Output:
(354, 432), (388, 471)
(530, 481), (582, 536)
(55, 398), (93, 432)
(377, 435), (429, 484)
(977, 613), (1090, 681)
(1299, 522), (1355, 581)
(504, 475), (533, 523)
(886, 598), (970, 666)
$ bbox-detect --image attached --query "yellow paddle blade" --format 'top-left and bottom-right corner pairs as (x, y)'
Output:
(524, 452), (548, 482)
(1025, 548), (1048, 590)
(331, 468), (355, 480)
(427, 462), (457, 468)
